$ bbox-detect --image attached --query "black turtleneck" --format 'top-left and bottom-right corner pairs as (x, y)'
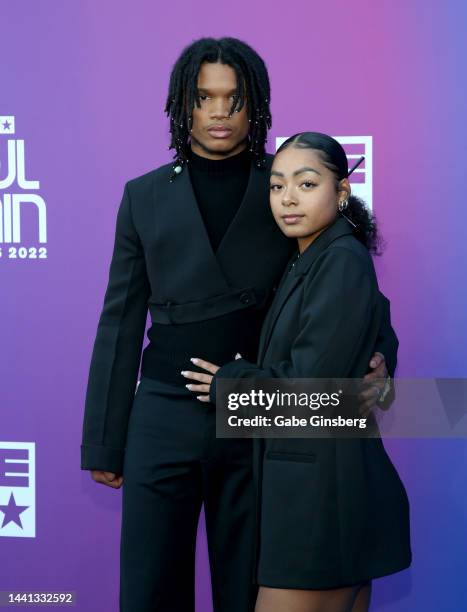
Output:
(140, 146), (266, 385)
(187, 146), (251, 251)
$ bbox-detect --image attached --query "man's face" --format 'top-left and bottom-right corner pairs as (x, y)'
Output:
(190, 61), (250, 160)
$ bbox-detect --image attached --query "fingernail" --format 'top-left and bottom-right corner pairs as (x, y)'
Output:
(181, 371), (187, 376)
(191, 358), (198, 363)
(185, 384), (191, 389)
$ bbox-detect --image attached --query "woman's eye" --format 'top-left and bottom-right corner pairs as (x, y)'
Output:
(301, 181), (316, 189)
(269, 184), (282, 191)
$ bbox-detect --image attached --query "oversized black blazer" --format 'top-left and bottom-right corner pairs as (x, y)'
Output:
(210, 217), (411, 588)
(81, 155), (399, 474)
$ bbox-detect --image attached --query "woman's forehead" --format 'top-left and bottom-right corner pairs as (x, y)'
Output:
(272, 147), (326, 175)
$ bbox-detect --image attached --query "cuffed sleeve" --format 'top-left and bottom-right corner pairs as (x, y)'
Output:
(81, 182), (150, 473)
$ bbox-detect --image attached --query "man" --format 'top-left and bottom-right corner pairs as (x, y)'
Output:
(81, 37), (397, 612)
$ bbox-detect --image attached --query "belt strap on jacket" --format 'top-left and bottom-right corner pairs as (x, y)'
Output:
(148, 288), (262, 324)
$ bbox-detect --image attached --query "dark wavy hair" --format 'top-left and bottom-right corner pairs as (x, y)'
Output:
(276, 132), (383, 255)
(165, 37), (272, 179)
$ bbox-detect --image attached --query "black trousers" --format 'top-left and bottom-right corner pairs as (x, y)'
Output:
(119, 375), (258, 612)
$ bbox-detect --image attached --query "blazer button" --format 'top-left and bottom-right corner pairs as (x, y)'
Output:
(240, 292), (251, 304)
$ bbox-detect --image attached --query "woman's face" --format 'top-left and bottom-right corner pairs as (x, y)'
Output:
(270, 146), (349, 253)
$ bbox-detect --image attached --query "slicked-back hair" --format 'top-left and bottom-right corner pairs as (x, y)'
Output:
(165, 37), (272, 180)
(277, 132), (383, 254)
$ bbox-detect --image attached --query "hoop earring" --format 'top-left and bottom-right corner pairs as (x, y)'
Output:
(338, 199), (357, 228)
(338, 199), (349, 212)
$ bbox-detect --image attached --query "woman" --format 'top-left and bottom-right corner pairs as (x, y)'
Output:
(182, 132), (412, 612)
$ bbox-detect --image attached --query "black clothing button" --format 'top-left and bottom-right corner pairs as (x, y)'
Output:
(240, 292), (251, 304)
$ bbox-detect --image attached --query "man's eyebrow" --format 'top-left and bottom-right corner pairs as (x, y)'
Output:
(271, 166), (321, 178)
(197, 88), (238, 95)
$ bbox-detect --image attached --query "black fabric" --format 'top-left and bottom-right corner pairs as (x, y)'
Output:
(120, 376), (258, 612)
(141, 147), (263, 384)
(188, 147), (251, 252)
(210, 218), (411, 588)
(81, 154), (399, 473)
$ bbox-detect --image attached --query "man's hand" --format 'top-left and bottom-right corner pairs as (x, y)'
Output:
(359, 352), (388, 417)
(91, 470), (123, 489)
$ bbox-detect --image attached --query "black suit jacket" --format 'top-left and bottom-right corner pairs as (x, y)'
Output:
(209, 217), (411, 586)
(81, 156), (399, 474)
(212, 216), (387, 383)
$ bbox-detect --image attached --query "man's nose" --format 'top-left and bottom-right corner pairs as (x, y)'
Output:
(210, 99), (231, 119)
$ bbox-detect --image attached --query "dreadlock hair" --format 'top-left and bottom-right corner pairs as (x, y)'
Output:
(164, 37), (272, 181)
(276, 132), (384, 255)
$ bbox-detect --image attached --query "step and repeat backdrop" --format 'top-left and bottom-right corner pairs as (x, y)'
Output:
(1, 1), (466, 610)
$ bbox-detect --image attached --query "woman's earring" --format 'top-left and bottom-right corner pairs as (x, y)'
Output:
(338, 199), (349, 212)
(338, 198), (357, 228)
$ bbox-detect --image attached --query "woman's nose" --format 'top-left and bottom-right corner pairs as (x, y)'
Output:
(282, 193), (297, 206)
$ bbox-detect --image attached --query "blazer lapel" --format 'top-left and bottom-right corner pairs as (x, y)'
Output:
(257, 217), (355, 364)
(257, 262), (303, 364)
(156, 164), (231, 298)
(214, 158), (291, 287)
(215, 161), (262, 257)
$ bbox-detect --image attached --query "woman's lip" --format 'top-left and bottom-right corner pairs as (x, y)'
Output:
(282, 215), (304, 224)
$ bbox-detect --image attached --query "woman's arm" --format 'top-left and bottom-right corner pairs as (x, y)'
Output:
(208, 246), (377, 403)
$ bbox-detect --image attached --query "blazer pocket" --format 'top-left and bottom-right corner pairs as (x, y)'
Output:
(265, 451), (317, 463)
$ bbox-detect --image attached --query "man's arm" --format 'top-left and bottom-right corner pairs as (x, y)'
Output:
(364, 291), (399, 411)
(374, 291), (399, 378)
(81, 182), (150, 475)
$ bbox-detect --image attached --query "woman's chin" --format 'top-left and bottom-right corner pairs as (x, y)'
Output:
(280, 225), (307, 239)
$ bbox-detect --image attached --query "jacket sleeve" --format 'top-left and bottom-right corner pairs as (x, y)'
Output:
(81, 182), (151, 474)
(373, 291), (399, 378)
(210, 247), (377, 402)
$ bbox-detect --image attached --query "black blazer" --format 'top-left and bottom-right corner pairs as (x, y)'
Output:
(209, 217), (411, 587)
(81, 156), (399, 474)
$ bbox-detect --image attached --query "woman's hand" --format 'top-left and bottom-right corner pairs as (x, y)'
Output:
(181, 358), (220, 402)
(181, 354), (242, 402)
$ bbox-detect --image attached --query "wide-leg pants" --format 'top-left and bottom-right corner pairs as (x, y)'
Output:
(119, 375), (258, 612)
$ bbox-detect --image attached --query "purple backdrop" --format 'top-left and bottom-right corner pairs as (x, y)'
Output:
(1, 0), (466, 610)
